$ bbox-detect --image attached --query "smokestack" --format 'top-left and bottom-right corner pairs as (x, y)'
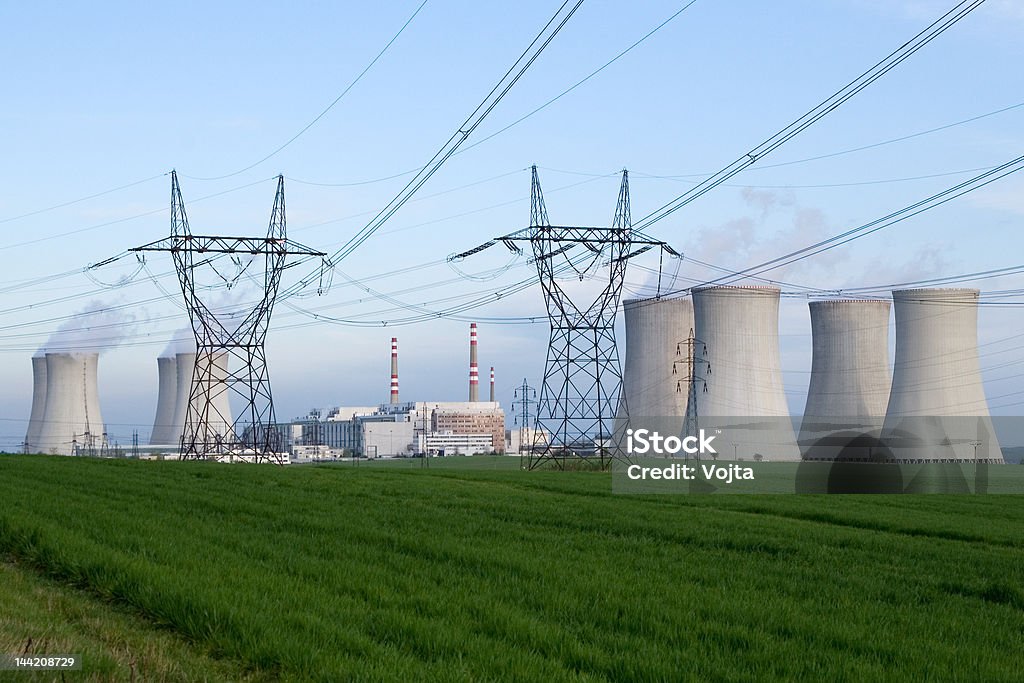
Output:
(469, 323), (479, 402)
(25, 355), (48, 452)
(390, 337), (399, 404)
(36, 352), (105, 455)
(490, 367), (495, 403)
(150, 356), (179, 445)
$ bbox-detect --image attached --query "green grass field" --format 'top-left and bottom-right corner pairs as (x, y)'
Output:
(0, 455), (1022, 681)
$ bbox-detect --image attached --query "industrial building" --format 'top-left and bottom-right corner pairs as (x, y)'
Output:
(617, 297), (693, 437)
(799, 299), (892, 461)
(280, 401), (506, 457)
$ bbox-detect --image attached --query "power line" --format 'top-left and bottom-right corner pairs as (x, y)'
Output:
(0, 176), (276, 253)
(686, 153), (1024, 289)
(283, 0), (587, 294)
(182, 1), (431, 182)
(752, 100), (1024, 171)
(459, 0), (700, 155)
(632, 0), (987, 232)
(0, 173), (167, 226)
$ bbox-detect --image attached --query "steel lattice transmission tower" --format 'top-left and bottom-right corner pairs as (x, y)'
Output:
(451, 166), (679, 470)
(132, 171), (325, 463)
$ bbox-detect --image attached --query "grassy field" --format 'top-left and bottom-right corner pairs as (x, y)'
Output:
(0, 455), (1022, 681)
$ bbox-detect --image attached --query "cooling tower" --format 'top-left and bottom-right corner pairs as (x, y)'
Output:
(799, 300), (891, 461)
(169, 351), (196, 445)
(617, 297), (693, 435)
(24, 354), (47, 452)
(882, 288), (1002, 463)
(36, 352), (105, 455)
(149, 356), (178, 445)
(184, 350), (234, 441)
(688, 286), (800, 461)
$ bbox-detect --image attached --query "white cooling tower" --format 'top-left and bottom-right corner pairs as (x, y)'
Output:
(799, 300), (891, 460)
(149, 356), (178, 445)
(618, 297), (693, 434)
(688, 286), (800, 461)
(24, 354), (47, 452)
(36, 352), (105, 456)
(170, 351), (196, 445)
(882, 288), (1002, 463)
(184, 350), (234, 442)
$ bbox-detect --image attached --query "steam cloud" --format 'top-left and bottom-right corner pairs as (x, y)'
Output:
(160, 327), (196, 358)
(41, 299), (140, 354)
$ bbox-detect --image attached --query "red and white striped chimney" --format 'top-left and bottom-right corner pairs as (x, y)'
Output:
(469, 323), (479, 402)
(489, 366), (495, 403)
(390, 337), (399, 404)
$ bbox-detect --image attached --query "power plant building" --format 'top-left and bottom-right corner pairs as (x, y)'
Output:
(280, 401), (506, 457)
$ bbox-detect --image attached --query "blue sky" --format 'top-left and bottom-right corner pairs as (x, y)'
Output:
(1, 0), (1023, 450)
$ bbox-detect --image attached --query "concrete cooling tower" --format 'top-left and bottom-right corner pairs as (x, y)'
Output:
(184, 350), (234, 442)
(800, 300), (891, 461)
(170, 351), (196, 445)
(617, 297), (693, 436)
(688, 286), (800, 461)
(149, 356), (178, 445)
(24, 355), (47, 452)
(36, 352), (105, 455)
(882, 288), (1003, 463)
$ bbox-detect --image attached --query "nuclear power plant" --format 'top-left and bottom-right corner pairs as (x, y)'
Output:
(34, 352), (107, 456)
(18, 284), (1009, 468)
(617, 297), (693, 436)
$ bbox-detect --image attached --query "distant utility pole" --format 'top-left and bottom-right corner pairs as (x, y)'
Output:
(512, 378), (536, 469)
(132, 430), (139, 459)
(420, 406), (430, 469)
(675, 328), (710, 461)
